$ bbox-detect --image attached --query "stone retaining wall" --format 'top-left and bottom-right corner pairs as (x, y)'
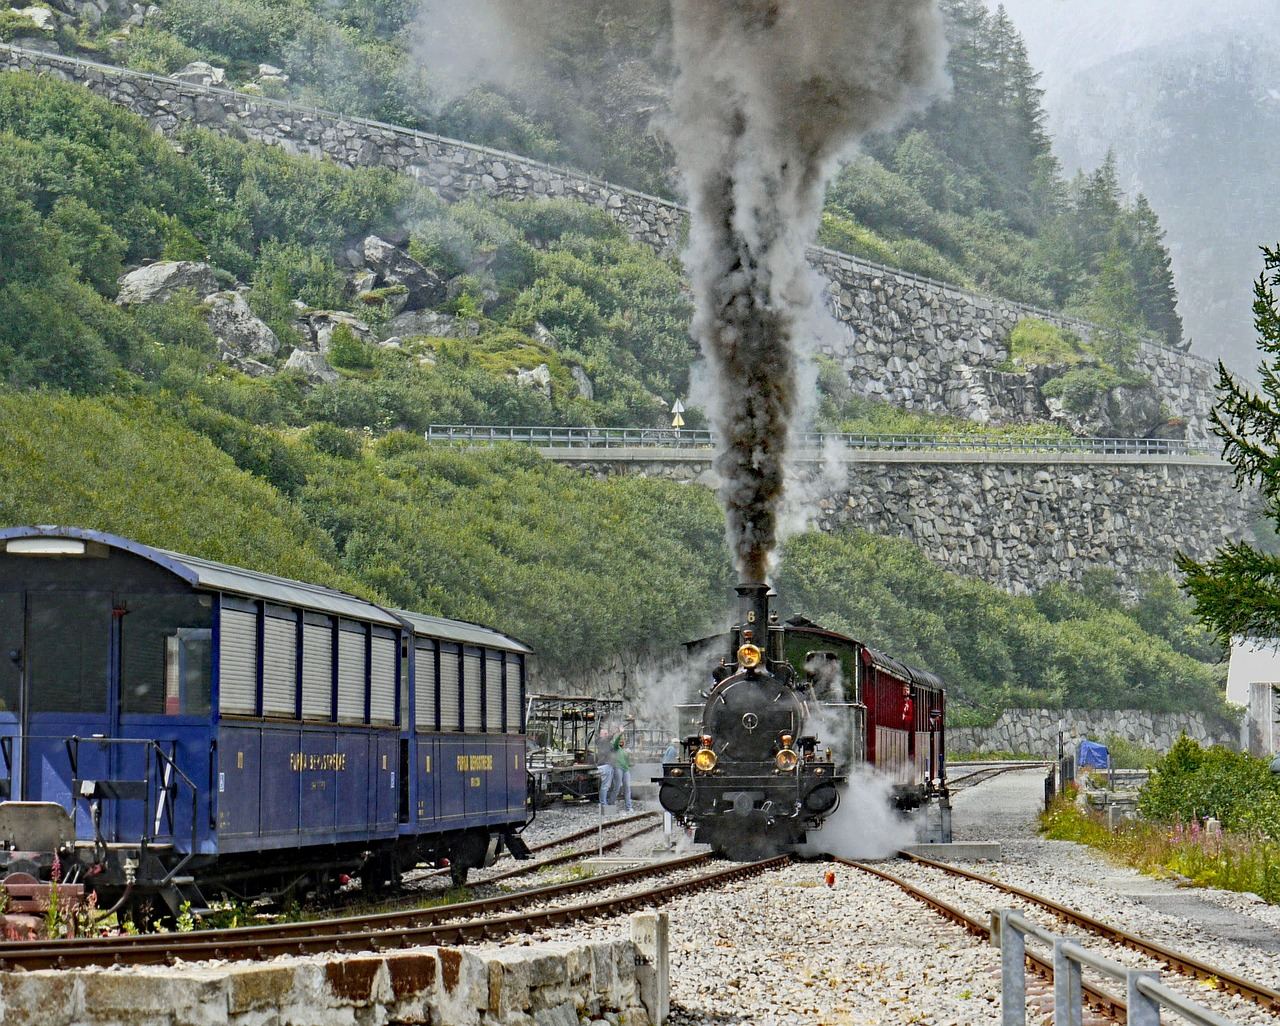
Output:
(0, 44), (1217, 437)
(0, 931), (660, 1026)
(559, 454), (1252, 594)
(949, 707), (1241, 757)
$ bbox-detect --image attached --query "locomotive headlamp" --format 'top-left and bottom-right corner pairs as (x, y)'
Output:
(693, 746), (718, 772)
(775, 748), (799, 772)
(737, 644), (763, 669)
(781, 733), (793, 748)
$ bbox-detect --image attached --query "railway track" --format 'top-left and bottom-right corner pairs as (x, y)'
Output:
(399, 811), (661, 898)
(947, 762), (1049, 791)
(844, 852), (1280, 1023)
(898, 850), (1280, 1016)
(0, 852), (785, 972)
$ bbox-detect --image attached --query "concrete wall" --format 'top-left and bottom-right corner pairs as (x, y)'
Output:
(949, 706), (1241, 757)
(0, 933), (659, 1026)
(0, 44), (1218, 437)
(551, 450), (1252, 595)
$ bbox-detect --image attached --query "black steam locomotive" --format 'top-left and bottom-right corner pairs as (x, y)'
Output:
(657, 584), (844, 859)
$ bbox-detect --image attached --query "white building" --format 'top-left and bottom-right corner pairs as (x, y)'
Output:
(1227, 638), (1280, 754)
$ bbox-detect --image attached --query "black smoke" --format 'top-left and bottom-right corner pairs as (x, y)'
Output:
(665, 0), (947, 583)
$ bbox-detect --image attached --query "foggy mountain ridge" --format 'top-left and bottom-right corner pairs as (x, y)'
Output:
(991, 0), (1280, 374)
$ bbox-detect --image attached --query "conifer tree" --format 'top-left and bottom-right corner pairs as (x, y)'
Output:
(1179, 245), (1280, 639)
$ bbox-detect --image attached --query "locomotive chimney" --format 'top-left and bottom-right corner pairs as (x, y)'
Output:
(735, 583), (771, 653)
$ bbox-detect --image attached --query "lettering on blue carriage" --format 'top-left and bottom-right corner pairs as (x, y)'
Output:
(288, 752), (348, 772)
(456, 754), (494, 772)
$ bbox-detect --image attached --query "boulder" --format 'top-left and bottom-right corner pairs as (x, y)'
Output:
(515, 363), (553, 398)
(14, 6), (58, 31)
(230, 357), (274, 378)
(570, 365), (594, 401)
(300, 311), (375, 352)
(173, 61), (226, 87)
(360, 235), (445, 310)
(379, 309), (479, 342)
(202, 291), (279, 360)
(115, 261), (219, 307)
(284, 349), (338, 385)
(1044, 380), (1169, 438)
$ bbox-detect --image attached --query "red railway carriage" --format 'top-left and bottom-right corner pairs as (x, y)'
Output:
(784, 617), (947, 810)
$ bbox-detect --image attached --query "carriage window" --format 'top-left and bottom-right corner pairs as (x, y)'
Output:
(28, 592), (111, 714)
(121, 595), (213, 716)
(0, 593), (20, 714)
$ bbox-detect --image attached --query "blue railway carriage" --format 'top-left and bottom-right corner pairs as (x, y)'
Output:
(0, 527), (533, 914)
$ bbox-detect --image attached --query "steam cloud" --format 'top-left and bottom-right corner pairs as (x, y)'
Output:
(665, 0), (947, 583)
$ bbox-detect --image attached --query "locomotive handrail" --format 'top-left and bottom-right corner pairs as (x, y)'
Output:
(62, 736), (199, 866)
(424, 425), (1218, 458)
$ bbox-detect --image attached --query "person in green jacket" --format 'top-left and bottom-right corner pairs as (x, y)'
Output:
(610, 734), (634, 812)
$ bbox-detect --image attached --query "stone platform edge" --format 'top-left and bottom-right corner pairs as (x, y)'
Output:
(0, 913), (670, 1026)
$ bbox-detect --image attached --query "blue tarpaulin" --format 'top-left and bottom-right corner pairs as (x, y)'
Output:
(1077, 739), (1110, 769)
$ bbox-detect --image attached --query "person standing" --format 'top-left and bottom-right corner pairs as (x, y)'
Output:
(610, 733), (633, 812)
(596, 728), (615, 807)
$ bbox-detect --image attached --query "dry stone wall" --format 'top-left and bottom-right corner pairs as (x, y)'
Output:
(0, 933), (659, 1026)
(559, 453), (1252, 595)
(949, 706), (1241, 756)
(0, 44), (1218, 437)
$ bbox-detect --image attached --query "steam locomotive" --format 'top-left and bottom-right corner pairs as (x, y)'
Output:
(657, 584), (949, 859)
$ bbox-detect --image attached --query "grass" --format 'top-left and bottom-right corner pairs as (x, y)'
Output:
(1041, 793), (1280, 904)
(949, 750), (1043, 762)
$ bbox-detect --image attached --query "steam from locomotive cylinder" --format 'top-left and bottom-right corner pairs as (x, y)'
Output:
(667, 0), (947, 581)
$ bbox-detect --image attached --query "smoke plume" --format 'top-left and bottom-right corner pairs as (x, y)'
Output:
(665, 0), (947, 583)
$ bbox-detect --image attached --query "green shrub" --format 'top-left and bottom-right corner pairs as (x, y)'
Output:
(1006, 318), (1087, 369)
(1138, 736), (1280, 835)
(1041, 366), (1123, 413)
(327, 324), (375, 370)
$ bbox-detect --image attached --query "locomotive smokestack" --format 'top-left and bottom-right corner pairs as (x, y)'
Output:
(736, 583), (772, 651)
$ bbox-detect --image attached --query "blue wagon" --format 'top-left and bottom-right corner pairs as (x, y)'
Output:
(0, 527), (532, 914)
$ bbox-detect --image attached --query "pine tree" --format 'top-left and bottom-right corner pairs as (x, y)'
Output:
(1178, 245), (1280, 640)
(1124, 194), (1185, 350)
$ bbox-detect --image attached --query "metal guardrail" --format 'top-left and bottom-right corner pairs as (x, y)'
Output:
(424, 425), (1217, 458)
(997, 908), (1239, 1026)
(0, 42), (1214, 367)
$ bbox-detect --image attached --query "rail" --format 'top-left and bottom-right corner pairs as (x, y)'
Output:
(0, 42), (1215, 366)
(423, 425), (1218, 458)
(997, 908), (1239, 1026)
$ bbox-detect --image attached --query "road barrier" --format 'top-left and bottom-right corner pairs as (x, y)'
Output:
(424, 425), (1217, 458)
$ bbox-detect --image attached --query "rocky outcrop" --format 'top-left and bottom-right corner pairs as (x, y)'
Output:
(380, 309), (480, 341)
(114, 261), (219, 306)
(1044, 380), (1169, 438)
(359, 235), (444, 310)
(949, 707), (1242, 756)
(515, 363), (553, 398)
(202, 291), (279, 361)
(299, 310), (375, 351)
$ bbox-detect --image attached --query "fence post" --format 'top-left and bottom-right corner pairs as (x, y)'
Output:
(999, 910), (1026, 1026)
(1052, 938), (1083, 1026)
(1126, 970), (1162, 1026)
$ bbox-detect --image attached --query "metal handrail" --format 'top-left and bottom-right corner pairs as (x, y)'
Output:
(998, 908), (1239, 1026)
(63, 736), (199, 862)
(0, 41), (1214, 366)
(423, 425), (1217, 457)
